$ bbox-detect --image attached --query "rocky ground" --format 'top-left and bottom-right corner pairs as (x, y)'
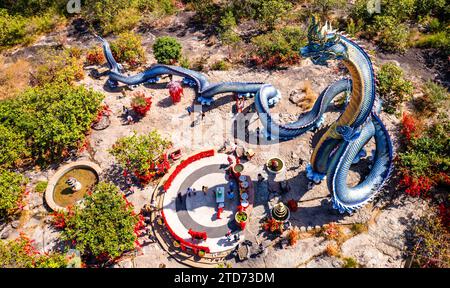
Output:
(0, 12), (434, 268)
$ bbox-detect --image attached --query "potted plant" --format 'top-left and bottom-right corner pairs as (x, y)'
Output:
(198, 250), (206, 257)
(131, 91), (152, 117)
(235, 211), (248, 230)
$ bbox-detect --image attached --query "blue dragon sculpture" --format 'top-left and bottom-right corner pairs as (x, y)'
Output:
(98, 35), (264, 105)
(97, 18), (393, 213)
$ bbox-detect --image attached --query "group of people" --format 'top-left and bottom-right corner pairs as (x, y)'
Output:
(226, 230), (240, 242)
(178, 186), (209, 202)
(137, 202), (158, 246)
(186, 105), (206, 127)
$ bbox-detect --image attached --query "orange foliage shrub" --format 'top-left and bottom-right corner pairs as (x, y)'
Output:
(0, 57), (31, 100)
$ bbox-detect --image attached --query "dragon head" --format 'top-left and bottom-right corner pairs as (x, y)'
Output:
(300, 17), (347, 66)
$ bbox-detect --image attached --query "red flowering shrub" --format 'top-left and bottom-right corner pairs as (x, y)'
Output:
(398, 112), (448, 200)
(438, 203), (450, 228)
(86, 47), (106, 66)
(287, 199), (298, 212)
(401, 112), (418, 142)
(131, 91), (152, 117)
(287, 228), (300, 246)
(262, 217), (283, 234)
(399, 173), (433, 197)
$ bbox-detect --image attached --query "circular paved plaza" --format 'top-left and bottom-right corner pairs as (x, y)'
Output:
(162, 153), (243, 253)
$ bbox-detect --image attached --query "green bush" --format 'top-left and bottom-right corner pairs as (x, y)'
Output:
(369, 15), (410, 53)
(136, 0), (177, 16)
(32, 49), (84, 86)
(377, 63), (414, 114)
(0, 169), (26, 218)
(111, 32), (146, 69)
(219, 10), (237, 32)
(0, 9), (27, 48)
(251, 26), (306, 68)
(383, 0), (416, 21)
(415, 0), (447, 17)
(0, 8), (63, 50)
(0, 83), (104, 165)
(179, 56), (191, 69)
(108, 7), (141, 34)
(311, 0), (347, 16)
(211, 60), (231, 71)
(254, 0), (292, 31)
(414, 80), (449, 115)
(57, 182), (140, 260)
(0, 234), (68, 268)
(408, 213), (449, 268)
(398, 121), (449, 179)
(152, 36), (182, 65)
(191, 0), (222, 26)
(414, 30), (450, 55)
(220, 28), (241, 55)
(0, 0), (66, 16)
(342, 257), (359, 268)
(35, 181), (48, 194)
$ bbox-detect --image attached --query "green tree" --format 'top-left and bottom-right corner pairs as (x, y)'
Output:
(110, 32), (146, 69)
(82, 0), (139, 34)
(110, 130), (171, 175)
(312, 0), (347, 17)
(255, 0), (292, 30)
(0, 169), (26, 218)
(152, 36), (182, 65)
(220, 21), (241, 59)
(57, 182), (140, 260)
(0, 83), (104, 165)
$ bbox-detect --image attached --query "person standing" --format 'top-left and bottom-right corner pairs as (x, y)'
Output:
(226, 230), (232, 242)
(256, 127), (260, 145)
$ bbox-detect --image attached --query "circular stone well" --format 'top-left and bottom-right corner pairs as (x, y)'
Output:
(45, 161), (101, 211)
